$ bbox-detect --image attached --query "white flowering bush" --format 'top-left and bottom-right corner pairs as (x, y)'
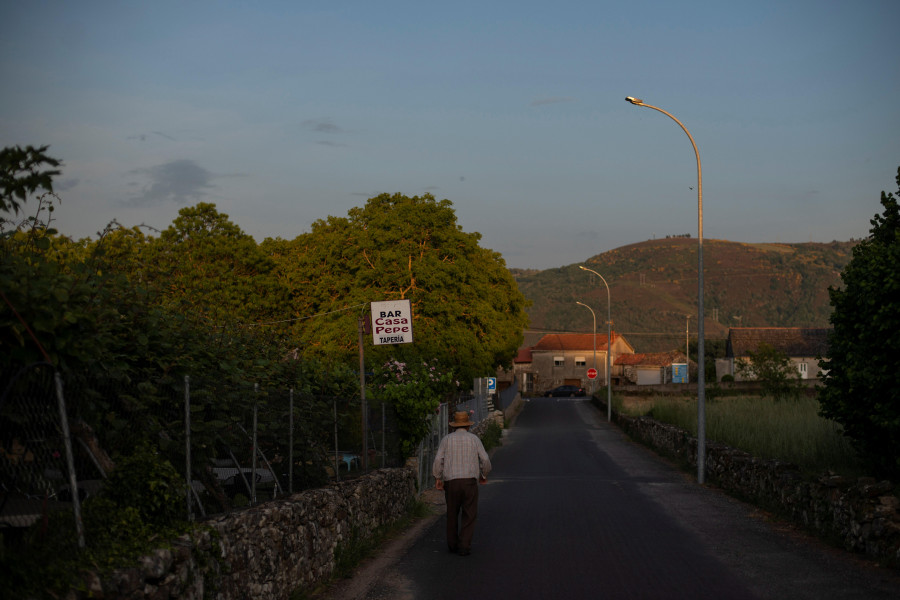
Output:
(371, 358), (458, 457)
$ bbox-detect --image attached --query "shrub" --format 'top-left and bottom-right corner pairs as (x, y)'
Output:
(102, 443), (186, 527)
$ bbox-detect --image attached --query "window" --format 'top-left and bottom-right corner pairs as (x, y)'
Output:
(554, 356), (565, 367)
(575, 357), (586, 366)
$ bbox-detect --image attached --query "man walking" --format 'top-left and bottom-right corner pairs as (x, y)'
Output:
(433, 411), (492, 556)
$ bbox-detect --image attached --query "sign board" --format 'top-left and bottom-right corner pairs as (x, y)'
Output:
(370, 299), (413, 345)
(672, 363), (688, 384)
(587, 368), (598, 380)
(487, 377), (497, 392)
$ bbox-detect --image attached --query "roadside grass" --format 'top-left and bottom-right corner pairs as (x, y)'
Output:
(331, 497), (432, 579)
(612, 394), (865, 478)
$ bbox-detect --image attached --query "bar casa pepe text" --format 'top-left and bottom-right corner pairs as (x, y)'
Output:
(370, 299), (413, 346)
(374, 310), (409, 344)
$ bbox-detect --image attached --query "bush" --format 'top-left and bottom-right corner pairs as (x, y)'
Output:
(102, 444), (186, 527)
(480, 420), (503, 451)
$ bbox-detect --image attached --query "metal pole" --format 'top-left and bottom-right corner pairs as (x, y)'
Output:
(686, 316), (690, 383)
(625, 96), (706, 483)
(579, 266), (612, 421)
(251, 384), (258, 505)
(333, 398), (340, 482)
(185, 375), (192, 521)
(359, 316), (368, 472)
(54, 372), (85, 549)
(606, 307), (611, 421)
(289, 388), (294, 495)
(575, 301), (596, 396)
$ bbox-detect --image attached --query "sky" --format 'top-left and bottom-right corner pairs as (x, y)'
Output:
(2, 1), (899, 270)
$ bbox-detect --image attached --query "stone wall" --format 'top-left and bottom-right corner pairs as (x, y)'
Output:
(612, 410), (900, 567)
(471, 409), (505, 438)
(81, 467), (417, 599)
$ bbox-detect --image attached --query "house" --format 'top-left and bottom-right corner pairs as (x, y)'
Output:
(499, 332), (635, 395)
(715, 327), (830, 381)
(615, 351), (693, 385)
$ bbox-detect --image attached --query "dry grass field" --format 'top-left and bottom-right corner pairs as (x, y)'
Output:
(613, 393), (864, 479)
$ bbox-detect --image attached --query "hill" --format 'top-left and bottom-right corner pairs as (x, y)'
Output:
(512, 238), (855, 353)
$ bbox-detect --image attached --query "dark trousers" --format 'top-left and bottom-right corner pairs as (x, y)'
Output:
(444, 477), (479, 551)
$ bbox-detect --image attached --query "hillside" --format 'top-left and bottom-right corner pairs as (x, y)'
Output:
(512, 238), (854, 353)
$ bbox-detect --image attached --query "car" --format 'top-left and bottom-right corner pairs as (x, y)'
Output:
(545, 385), (586, 397)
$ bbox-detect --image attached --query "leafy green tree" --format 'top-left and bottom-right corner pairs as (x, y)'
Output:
(141, 202), (289, 329)
(818, 167), (900, 476)
(264, 193), (529, 385)
(0, 145), (61, 216)
(736, 342), (803, 401)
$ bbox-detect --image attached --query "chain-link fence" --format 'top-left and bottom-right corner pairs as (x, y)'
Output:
(0, 366), (411, 557)
(414, 385), (495, 491)
(1, 360), (503, 563)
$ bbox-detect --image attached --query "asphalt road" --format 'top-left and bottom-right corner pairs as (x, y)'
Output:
(328, 397), (900, 600)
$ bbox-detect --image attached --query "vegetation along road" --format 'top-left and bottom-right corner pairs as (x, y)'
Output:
(329, 397), (900, 600)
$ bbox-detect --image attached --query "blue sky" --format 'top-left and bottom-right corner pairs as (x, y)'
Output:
(2, 1), (898, 269)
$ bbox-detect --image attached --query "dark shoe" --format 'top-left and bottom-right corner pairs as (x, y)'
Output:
(448, 545), (458, 553)
(458, 548), (470, 556)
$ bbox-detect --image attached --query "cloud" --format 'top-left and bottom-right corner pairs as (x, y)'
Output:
(315, 140), (347, 147)
(127, 131), (176, 142)
(530, 97), (575, 106)
(125, 159), (215, 206)
(302, 118), (343, 134)
(54, 178), (79, 191)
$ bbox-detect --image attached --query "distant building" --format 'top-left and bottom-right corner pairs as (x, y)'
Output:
(498, 332), (635, 395)
(716, 327), (830, 381)
(615, 351), (693, 385)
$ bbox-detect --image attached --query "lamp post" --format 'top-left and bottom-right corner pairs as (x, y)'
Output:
(578, 266), (612, 422)
(625, 96), (706, 484)
(575, 301), (597, 396)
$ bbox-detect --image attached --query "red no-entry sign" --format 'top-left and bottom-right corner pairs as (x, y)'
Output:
(587, 368), (598, 379)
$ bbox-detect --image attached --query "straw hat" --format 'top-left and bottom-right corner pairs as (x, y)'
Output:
(450, 411), (474, 428)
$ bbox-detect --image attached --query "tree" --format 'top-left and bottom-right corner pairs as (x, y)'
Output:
(735, 342), (803, 401)
(0, 145), (61, 216)
(264, 193), (530, 385)
(818, 167), (900, 476)
(141, 202), (289, 329)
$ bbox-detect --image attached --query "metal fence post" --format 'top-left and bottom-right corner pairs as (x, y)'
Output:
(251, 383), (258, 505)
(54, 372), (85, 549)
(288, 387), (294, 495)
(184, 375), (192, 521)
(333, 398), (340, 482)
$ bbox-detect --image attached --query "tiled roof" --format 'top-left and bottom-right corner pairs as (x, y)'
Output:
(513, 347), (533, 363)
(531, 332), (621, 352)
(615, 351), (689, 367)
(727, 327), (830, 358)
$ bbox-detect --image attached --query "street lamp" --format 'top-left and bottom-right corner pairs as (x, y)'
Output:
(625, 95), (706, 484)
(578, 266), (612, 422)
(575, 301), (597, 396)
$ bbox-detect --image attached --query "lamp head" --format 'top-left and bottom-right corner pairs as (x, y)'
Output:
(625, 96), (644, 105)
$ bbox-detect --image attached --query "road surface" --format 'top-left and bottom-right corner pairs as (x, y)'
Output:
(327, 397), (900, 599)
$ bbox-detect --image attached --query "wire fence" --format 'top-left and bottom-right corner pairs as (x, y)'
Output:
(0, 366), (410, 550)
(1, 364), (495, 557)
(414, 383), (495, 491)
